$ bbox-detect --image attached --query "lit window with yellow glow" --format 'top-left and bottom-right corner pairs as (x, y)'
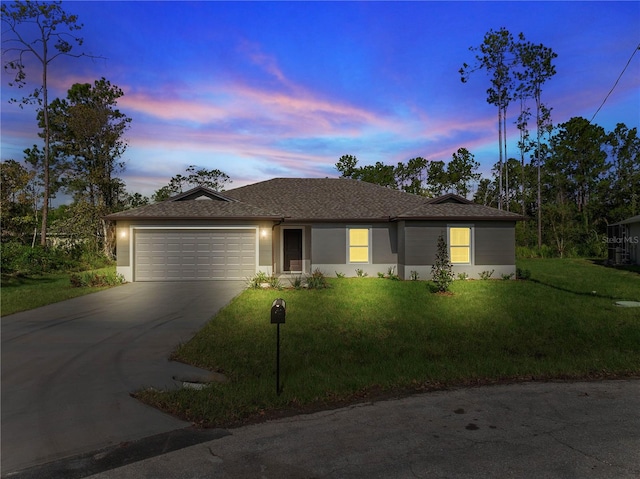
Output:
(349, 228), (369, 263)
(449, 227), (471, 264)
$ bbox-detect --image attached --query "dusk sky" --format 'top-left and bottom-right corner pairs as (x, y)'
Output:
(1, 1), (639, 199)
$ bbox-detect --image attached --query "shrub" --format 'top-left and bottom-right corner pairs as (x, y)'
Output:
(1, 242), (112, 276)
(70, 271), (125, 287)
(307, 268), (329, 289)
(431, 233), (454, 293)
(457, 272), (469, 281)
(516, 267), (531, 280)
(247, 271), (281, 289)
(479, 269), (495, 280)
(355, 269), (368, 278)
(247, 271), (271, 289)
(386, 266), (400, 280)
(15, 246), (70, 275)
(377, 272), (386, 278)
(410, 270), (419, 281)
(335, 271), (346, 279)
(501, 273), (515, 280)
(289, 275), (304, 290)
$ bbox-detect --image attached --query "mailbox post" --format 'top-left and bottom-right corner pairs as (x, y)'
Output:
(271, 298), (286, 395)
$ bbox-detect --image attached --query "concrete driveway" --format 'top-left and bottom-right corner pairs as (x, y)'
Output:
(1, 280), (246, 475)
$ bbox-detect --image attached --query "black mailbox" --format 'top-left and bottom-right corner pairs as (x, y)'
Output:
(271, 298), (286, 324)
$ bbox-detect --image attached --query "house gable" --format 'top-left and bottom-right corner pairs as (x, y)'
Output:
(169, 186), (237, 202)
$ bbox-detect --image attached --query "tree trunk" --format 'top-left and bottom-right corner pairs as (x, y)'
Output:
(40, 41), (49, 247)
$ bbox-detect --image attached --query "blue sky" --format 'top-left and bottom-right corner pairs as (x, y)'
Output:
(1, 1), (638, 198)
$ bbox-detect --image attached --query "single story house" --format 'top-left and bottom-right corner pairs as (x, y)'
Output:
(105, 178), (522, 282)
(607, 215), (640, 265)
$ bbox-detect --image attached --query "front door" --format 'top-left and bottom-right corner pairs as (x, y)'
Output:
(283, 229), (303, 272)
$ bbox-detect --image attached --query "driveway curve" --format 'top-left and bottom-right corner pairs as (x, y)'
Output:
(1, 281), (245, 475)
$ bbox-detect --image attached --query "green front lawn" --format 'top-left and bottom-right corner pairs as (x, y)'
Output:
(0, 267), (118, 316)
(138, 259), (640, 427)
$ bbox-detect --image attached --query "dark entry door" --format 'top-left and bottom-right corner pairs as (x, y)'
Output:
(283, 229), (303, 272)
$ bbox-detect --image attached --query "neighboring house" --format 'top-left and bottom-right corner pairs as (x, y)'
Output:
(105, 178), (522, 282)
(607, 215), (640, 266)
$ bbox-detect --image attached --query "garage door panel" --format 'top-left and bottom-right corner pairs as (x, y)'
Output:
(135, 229), (256, 281)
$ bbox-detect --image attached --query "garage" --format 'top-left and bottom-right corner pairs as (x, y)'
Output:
(134, 229), (256, 281)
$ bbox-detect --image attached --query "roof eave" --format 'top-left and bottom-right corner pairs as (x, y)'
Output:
(393, 215), (524, 221)
(282, 216), (392, 223)
(103, 214), (283, 221)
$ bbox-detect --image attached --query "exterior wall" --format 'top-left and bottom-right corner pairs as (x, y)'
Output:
(474, 222), (516, 265)
(310, 223), (397, 277)
(258, 223), (273, 270)
(115, 221), (132, 281)
(399, 220), (517, 280)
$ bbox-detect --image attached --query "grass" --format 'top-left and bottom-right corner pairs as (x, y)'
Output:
(137, 259), (640, 427)
(1, 266), (118, 316)
(518, 258), (640, 301)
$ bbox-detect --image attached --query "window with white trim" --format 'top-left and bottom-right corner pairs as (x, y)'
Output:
(348, 228), (370, 263)
(449, 226), (471, 264)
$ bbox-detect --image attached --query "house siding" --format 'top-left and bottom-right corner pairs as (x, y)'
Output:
(311, 225), (346, 264)
(474, 222), (516, 265)
(310, 223), (397, 277)
(372, 223), (397, 264)
(399, 220), (516, 280)
(403, 221), (447, 265)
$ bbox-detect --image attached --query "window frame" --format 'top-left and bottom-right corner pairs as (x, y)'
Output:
(448, 225), (473, 265)
(347, 226), (371, 264)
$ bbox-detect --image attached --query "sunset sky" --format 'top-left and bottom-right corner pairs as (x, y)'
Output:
(1, 1), (638, 199)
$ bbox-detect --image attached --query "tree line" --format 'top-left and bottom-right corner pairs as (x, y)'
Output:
(333, 115), (639, 257)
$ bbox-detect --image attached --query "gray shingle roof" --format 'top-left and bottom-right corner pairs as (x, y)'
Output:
(396, 202), (523, 220)
(105, 178), (522, 222)
(223, 178), (425, 220)
(104, 197), (280, 220)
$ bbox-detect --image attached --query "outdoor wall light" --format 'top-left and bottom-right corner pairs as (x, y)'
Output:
(261, 228), (268, 238)
(120, 230), (127, 239)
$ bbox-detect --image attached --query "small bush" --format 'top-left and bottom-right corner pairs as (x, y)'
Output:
(410, 270), (419, 281)
(70, 271), (125, 288)
(516, 267), (531, 280)
(289, 275), (304, 290)
(247, 271), (271, 289)
(247, 271), (281, 289)
(386, 266), (400, 280)
(377, 272), (386, 278)
(431, 233), (454, 293)
(457, 272), (469, 281)
(479, 269), (495, 280)
(268, 275), (282, 290)
(335, 271), (346, 279)
(355, 269), (368, 278)
(307, 268), (329, 289)
(501, 273), (515, 280)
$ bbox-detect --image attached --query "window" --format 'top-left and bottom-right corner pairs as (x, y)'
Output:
(349, 228), (370, 263)
(449, 227), (471, 264)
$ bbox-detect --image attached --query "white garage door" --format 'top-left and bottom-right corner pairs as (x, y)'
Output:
(134, 229), (256, 281)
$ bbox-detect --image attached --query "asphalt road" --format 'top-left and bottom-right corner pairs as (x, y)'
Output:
(1, 281), (245, 476)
